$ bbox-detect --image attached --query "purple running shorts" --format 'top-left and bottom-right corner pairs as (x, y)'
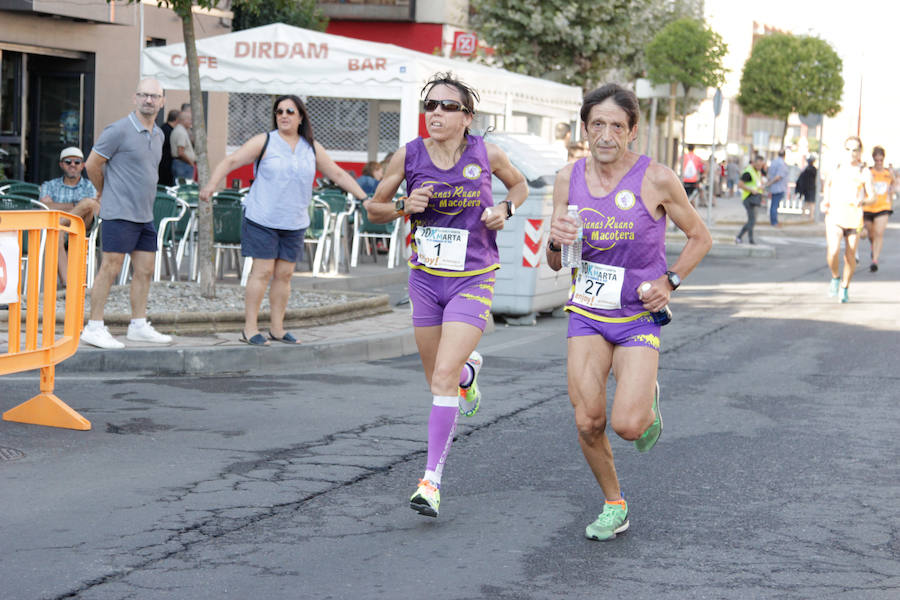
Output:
(408, 269), (496, 331)
(566, 309), (661, 351)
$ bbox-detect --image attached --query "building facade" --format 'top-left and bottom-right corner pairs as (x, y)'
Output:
(0, 0), (232, 183)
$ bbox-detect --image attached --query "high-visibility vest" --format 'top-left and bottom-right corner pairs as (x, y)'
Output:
(740, 165), (762, 200)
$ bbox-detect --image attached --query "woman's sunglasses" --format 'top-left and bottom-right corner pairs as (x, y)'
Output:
(423, 99), (469, 113)
(275, 107), (297, 115)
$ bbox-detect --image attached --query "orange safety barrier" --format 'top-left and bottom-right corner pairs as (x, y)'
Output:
(0, 210), (89, 430)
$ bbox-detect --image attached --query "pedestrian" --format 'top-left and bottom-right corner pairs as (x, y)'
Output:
(795, 156), (818, 222)
(39, 146), (100, 287)
(158, 108), (179, 187)
(170, 104), (196, 183)
(356, 160), (383, 196)
(553, 122), (572, 161)
(766, 149), (788, 227)
(681, 143), (705, 206)
(200, 94), (368, 346)
(726, 159), (740, 197)
(546, 83), (711, 541)
(80, 77), (171, 349)
(863, 145), (894, 272)
(363, 72), (527, 518)
(735, 155), (766, 245)
(822, 136), (874, 303)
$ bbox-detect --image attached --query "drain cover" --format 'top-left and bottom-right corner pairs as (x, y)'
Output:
(0, 446), (25, 461)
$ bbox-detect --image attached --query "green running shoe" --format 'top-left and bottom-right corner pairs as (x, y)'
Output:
(828, 277), (840, 297)
(410, 479), (440, 518)
(458, 350), (483, 417)
(585, 501), (629, 541)
(634, 381), (662, 453)
(839, 287), (849, 303)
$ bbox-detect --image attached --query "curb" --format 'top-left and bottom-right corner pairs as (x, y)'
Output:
(99, 292), (393, 335)
(57, 327), (420, 376)
(666, 238), (776, 258)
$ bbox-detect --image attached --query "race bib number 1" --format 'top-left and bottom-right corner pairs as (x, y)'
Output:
(571, 261), (625, 310)
(415, 226), (469, 271)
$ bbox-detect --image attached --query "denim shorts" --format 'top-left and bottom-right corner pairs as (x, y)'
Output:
(241, 216), (305, 262)
(407, 269), (495, 331)
(101, 219), (158, 254)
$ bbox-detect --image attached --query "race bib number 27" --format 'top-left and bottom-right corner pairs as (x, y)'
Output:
(571, 261), (625, 310)
(415, 226), (469, 271)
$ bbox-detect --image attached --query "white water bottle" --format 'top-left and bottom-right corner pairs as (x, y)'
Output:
(561, 205), (582, 268)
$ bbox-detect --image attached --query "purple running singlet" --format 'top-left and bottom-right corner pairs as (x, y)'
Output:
(404, 135), (499, 277)
(564, 155), (667, 349)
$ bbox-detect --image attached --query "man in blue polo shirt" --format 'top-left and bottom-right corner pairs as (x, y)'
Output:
(40, 146), (100, 287)
(81, 77), (171, 349)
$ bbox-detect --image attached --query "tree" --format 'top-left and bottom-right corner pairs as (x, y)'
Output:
(738, 33), (843, 149)
(115, 0), (292, 298)
(646, 17), (727, 169)
(469, 0), (695, 92)
(232, 0), (326, 32)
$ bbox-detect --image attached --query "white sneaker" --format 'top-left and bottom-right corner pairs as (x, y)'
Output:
(80, 324), (125, 349)
(126, 321), (172, 344)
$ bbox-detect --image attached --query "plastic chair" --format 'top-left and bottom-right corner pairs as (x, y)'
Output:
(350, 203), (398, 267)
(0, 182), (40, 200)
(212, 201), (251, 285)
(304, 198), (332, 277)
(212, 190), (245, 205)
(314, 189), (355, 272)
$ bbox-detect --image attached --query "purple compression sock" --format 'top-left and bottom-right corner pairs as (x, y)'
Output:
(426, 397), (458, 481)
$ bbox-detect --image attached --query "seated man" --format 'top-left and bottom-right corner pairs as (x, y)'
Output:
(39, 147), (100, 286)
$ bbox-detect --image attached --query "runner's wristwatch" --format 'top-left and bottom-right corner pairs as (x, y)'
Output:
(502, 200), (516, 220)
(665, 270), (681, 290)
(547, 238), (561, 252)
(394, 197), (406, 215)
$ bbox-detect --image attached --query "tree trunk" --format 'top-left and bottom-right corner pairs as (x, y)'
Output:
(181, 9), (215, 298)
(781, 116), (789, 150)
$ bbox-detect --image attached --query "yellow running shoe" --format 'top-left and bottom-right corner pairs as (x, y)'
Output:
(409, 479), (440, 518)
(458, 350), (483, 417)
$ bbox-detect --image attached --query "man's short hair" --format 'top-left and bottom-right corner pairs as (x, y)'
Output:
(580, 83), (639, 130)
(180, 103), (191, 112)
(166, 109), (180, 122)
(687, 144), (695, 152)
(754, 155), (765, 162)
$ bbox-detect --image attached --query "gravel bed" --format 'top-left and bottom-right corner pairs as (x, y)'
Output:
(75, 282), (353, 316)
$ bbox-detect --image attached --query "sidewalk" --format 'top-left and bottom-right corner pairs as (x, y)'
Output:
(668, 191), (824, 258)
(57, 261), (417, 375)
(36, 198), (821, 375)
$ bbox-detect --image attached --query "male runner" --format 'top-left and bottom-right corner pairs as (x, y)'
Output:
(822, 136), (874, 303)
(547, 83), (711, 540)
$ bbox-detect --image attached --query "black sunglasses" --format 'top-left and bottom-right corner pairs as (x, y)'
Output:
(62, 159), (82, 165)
(423, 99), (469, 113)
(275, 107), (297, 115)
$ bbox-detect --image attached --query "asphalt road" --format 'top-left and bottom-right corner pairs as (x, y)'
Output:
(1, 225), (898, 599)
